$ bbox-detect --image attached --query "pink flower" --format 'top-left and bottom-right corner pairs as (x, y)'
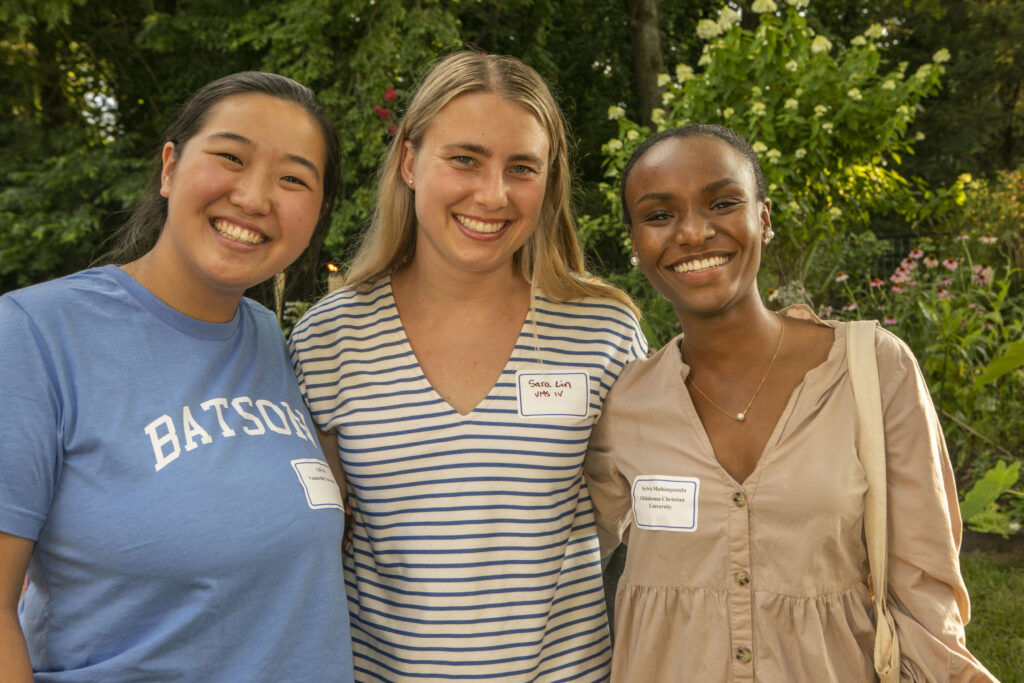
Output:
(876, 304), (886, 311)
(923, 254), (939, 268)
(978, 235), (998, 244)
(884, 317), (897, 325)
(387, 123), (397, 137)
(819, 305), (834, 317)
(835, 271), (849, 282)
(374, 105), (393, 121)
(937, 288), (954, 300)
(941, 257), (958, 270)
(900, 258), (918, 271)
(870, 278), (885, 288)
(892, 284), (906, 293)
(955, 233), (969, 241)
(908, 248), (924, 259)
(384, 87), (398, 102)
(890, 269), (909, 284)
(842, 302), (858, 312)
(939, 277), (954, 286)
(972, 264), (993, 285)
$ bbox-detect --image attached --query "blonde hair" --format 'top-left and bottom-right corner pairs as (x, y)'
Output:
(344, 50), (639, 316)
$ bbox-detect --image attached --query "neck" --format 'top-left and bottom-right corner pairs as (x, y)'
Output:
(122, 253), (242, 324)
(392, 257), (530, 310)
(678, 303), (782, 371)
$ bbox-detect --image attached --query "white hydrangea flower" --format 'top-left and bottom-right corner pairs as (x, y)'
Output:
(627, 129), (639, 141)
(786, 0), (808, 7)
(814, 104), (828, 116)
(897, 105), (910, 116)
(958, 173), (973, 184)
(675, 63), (695, 82)
(916, 63), (933, 79)
(847, 88), (863, 100)
(657, 73), (671, 87)
(829, 206), (843, 219)
(651, 108), (666, 124)
(881, 79), (896, 90)
(795, 148), (807, 159)
(851, 36), (867, 47)
(766, 148), (782, 161)
(865, 23), (884, 39)
(822, 122), (834, 132)
(751, 86), (763, 97)
(662, 91), (675, 104)
(785, 59), (799, 72)
(784, 98), (799, 110)
(607, 105), (626, 120)
(723, 107), (735, 119)
(915, 131), (926, 141)
(718, 6), (741, 28)
(699, 53), (712, 67)
(696, 19), (723, 40)
(752, 141), (768, 153)
(606, 138), (623, 151)
(751, 101), (767, 115)
(933, 48), (951, 63)
(788, 200), (800, 211)
(751, 0), (777, 13)
(811, 35), (833, 54)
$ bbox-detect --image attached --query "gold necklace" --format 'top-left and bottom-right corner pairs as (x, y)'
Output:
(686, 312), (785, 422)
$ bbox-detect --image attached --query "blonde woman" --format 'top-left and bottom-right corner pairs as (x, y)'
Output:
(289, 52), (646, 681)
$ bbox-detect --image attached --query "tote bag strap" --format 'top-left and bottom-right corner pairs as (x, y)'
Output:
(847, 320), (901, 683)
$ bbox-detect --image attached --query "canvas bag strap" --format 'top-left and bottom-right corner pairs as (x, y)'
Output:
(847, 320), (901, 683)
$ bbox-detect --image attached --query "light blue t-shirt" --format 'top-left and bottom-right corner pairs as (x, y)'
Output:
(0, 266), (353, 682)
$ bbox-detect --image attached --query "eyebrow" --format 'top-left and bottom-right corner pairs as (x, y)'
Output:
(634, 177), (745, 205)
(441, 142), (545, 166)
(208, 131), (321, 182)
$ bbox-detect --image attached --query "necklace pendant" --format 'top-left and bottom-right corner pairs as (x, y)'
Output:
(736, 412), (746, 421)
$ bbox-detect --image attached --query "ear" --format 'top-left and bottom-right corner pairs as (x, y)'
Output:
(160, 142), (176, 198)
(400, 140), (415, 187)
(760, 198), (772, 236)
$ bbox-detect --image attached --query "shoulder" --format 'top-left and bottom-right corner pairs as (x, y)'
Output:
(289, 280), (394, 341)
(608, 334), (681, 395)
(1, 267), (122, 327)
(534, 294), (644, 337)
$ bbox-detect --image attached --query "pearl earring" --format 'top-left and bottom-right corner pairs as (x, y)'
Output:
(763, 229), (775, 246)
(630, 254), (640, 267)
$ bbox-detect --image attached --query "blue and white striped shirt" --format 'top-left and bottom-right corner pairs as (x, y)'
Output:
(289, 279), (647, 681)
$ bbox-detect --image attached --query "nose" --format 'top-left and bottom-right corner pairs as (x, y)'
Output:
(674, 210), (715, 246)
(474, 166), (508, 211)
(230, 170), (272, 216)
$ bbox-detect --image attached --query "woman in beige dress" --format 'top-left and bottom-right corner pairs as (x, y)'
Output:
(584, 123), (995, 682)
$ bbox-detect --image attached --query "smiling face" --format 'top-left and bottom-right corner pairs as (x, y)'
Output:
(624, 134), (771, 320)
(400, 92), (549, 278)
(148, 93), (326, 316)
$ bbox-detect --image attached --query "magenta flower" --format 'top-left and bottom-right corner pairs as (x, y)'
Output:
(890, 269), (909, 284)
(387, 123), (397, 137)
(937, 288), (954, 300)
(384, 88), (398, 102)
(892, 284), (906, 293)
(374, 105), (393, 121)
(835, 271), (849, 282)
(870, 278), (885, 288)
(884, 317), (897, 325)
(908, 248), (924, 259)
(900, 258), (918, 271)
(941, 257), (958, 270)
(939, 277), (954, 286)
(972, 264), (993, 285)
(842, 302), (858, 312)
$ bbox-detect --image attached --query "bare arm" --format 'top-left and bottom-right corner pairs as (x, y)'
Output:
(0, 531), (34, 682)
(315, 428), (352, 548)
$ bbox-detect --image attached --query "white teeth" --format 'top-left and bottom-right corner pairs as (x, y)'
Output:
(214, 219), (265, 245)
(673, 255), (730, 273)
(457, 215), (506, 234)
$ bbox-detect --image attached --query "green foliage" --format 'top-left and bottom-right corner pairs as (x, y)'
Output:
(960, 461), (1021, 537)
(960, 552), (1024, 680)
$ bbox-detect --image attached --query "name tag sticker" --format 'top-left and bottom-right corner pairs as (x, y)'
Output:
(291, 459), (344, 510)
(632, 475), (700, 532)
(515, 370), (590, 418)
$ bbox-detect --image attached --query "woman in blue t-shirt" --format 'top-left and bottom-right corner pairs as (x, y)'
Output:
(0, 72), (354, 681)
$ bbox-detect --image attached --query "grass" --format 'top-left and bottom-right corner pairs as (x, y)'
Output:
(962, 550), (1024, 681)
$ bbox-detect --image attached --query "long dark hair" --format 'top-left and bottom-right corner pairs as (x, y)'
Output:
(98, 71), (340, 265)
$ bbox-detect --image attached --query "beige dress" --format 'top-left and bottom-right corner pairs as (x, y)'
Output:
(585, 306), (996, 682)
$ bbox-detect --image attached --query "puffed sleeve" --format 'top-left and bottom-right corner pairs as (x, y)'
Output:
(0, 296), (62, 541)
(874, 328), (997, 682)
(585, 377), (635, 559)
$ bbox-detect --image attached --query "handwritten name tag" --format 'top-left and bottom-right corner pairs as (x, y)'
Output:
(291, 459), (344, 510)
(632, 475), (700, 532)
(515, 370), (590, 419)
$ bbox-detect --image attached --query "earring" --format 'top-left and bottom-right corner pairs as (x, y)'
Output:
(762, 229), (775, 246)
(407, 178), (414, 186)
(630, 254), (640, 267)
